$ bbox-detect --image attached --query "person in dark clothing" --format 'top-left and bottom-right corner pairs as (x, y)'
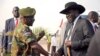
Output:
(54, 2), (94, 56)
(88, 11), (99, 32)
(86, 26), (100, 56)
(4, 6), (19, 54)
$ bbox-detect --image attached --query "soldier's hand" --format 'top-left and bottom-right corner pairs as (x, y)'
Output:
(37, 30), (45, 41)
(39, 30), (45, 37)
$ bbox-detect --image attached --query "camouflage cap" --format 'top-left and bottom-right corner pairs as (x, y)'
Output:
(19, 7), (36, 16)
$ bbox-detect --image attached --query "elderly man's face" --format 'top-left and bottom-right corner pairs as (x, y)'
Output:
(12, 7), (19, 18)
(66, 9), (79, 23)
(22, 16), (35, 26)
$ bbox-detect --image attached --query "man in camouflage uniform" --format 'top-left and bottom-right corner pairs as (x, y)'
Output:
(7, 7), (49, 56)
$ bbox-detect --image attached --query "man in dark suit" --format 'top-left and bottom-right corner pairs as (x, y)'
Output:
(4, 6), (19, 54)
(54, 2), (94, 56)
(86, 26), (100, 56)
(87, 11), (99, 32)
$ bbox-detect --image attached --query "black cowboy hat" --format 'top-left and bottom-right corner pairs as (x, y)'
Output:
(60, 2), (85, 14)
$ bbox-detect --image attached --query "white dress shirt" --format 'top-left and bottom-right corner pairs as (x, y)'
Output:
(89, 21), (98, 32)
(51, 36), (57, 46)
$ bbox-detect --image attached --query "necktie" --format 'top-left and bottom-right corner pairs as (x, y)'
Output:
(15, 19), (18, 27)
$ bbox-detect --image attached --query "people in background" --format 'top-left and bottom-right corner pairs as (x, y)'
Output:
(4, 6), (19, 54)
(86, 25), (100, 56)
(88, 11), (99, 32)
(6, 7), (49, 56)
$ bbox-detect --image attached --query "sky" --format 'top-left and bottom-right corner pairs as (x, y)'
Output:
(0, 0), (100, 33)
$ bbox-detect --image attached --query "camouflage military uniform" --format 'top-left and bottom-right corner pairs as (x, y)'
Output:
(7, 7), (41, 56)
(11, 22), (39, 56)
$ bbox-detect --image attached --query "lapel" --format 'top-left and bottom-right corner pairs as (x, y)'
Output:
(63, 22), (72, 41)
(10, 18), (15, 30)
(63, 17), (82, 41)
(71, 17), (82, 39)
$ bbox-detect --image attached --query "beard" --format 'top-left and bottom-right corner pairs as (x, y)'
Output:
(67, 16), (76, 23)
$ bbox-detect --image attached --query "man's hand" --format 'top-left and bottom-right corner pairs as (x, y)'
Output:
(65, 40), (72, 47)
(39, 30), (45, 37)
(54, 52), (61, 56)
(37, 31), (45, 41)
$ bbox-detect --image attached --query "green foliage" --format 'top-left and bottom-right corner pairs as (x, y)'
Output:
(32, 27), (51, 42)
(32, 27), (44, 37)
(4, 53), (11, 56)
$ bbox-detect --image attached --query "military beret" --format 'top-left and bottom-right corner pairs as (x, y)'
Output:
(19, 7), (36, 16)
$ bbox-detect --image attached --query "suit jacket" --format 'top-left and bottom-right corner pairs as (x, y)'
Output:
(4, 18), (15, 52)
(5, 18), (15, 33)
(86, 27), (100, 56)
(58, 17), (94, 56)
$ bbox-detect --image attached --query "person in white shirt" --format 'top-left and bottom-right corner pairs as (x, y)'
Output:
(50, 32), (57, 56)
